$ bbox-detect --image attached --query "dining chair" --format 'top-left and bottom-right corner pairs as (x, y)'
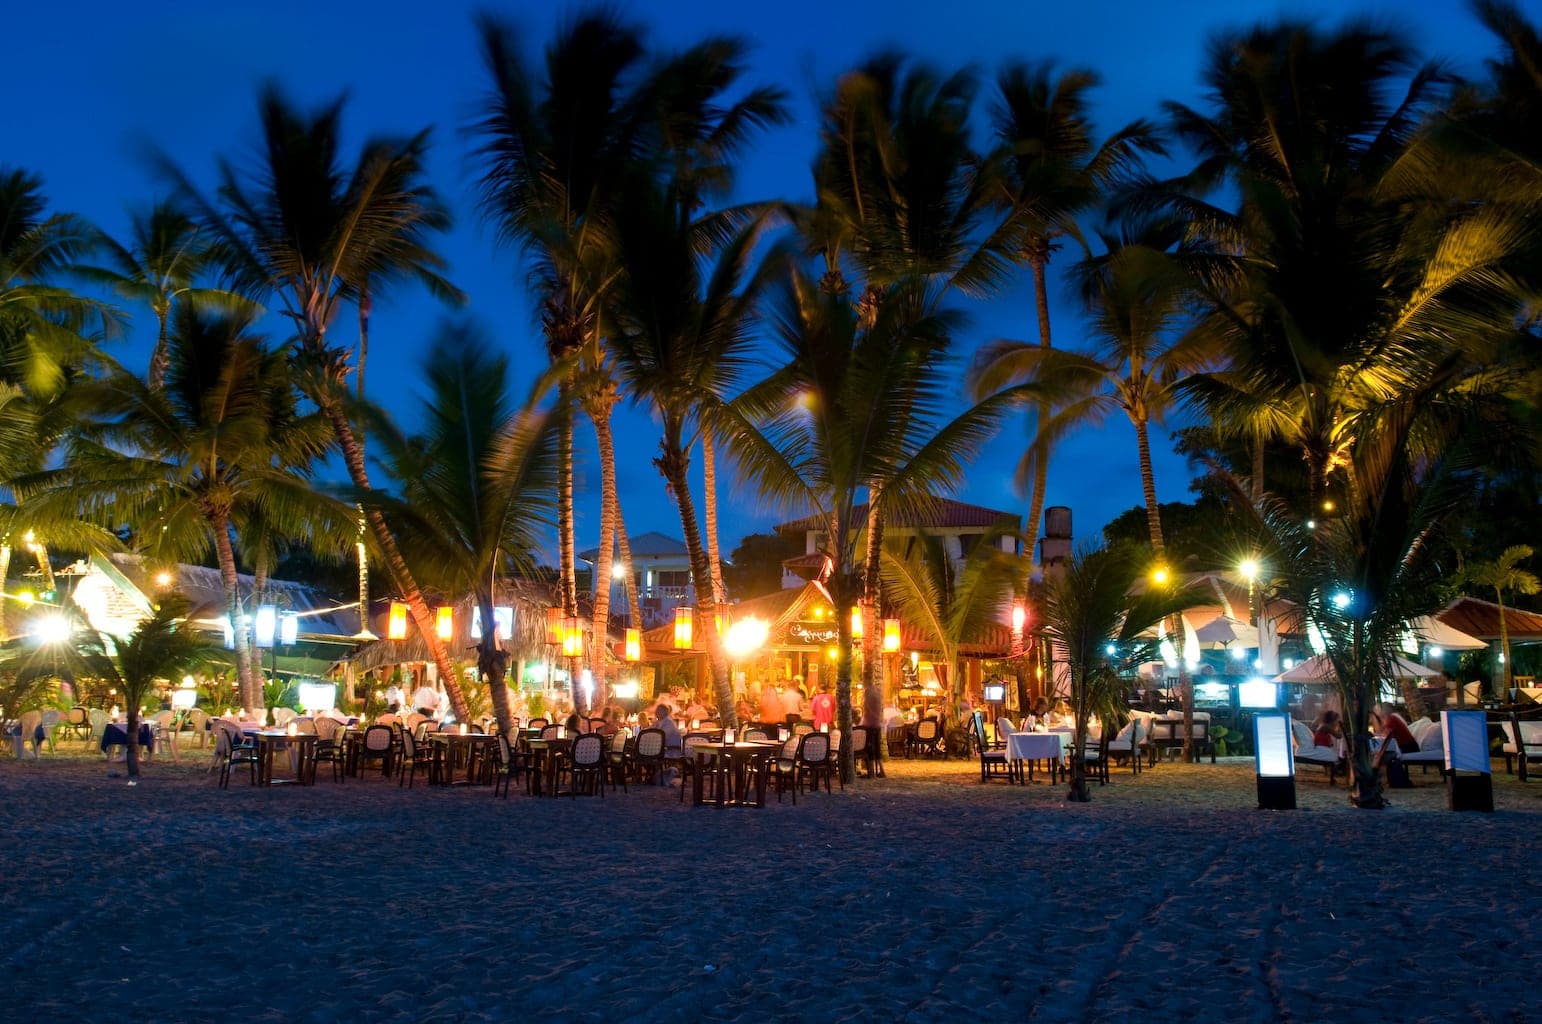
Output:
(568, 734), (607, 798)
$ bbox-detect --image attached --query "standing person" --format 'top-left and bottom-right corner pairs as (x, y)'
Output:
(810, 683), (835, 731)
(758, 678), (781, 725)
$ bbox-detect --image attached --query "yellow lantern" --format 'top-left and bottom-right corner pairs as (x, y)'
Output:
(882, 618), (901, 653)
(625, 627), (642, 662)
(673, 606), (693, 650)
(714, 602), (731, 637)
(561, 616), (583, 658)
(387, 601), (408, 641)
(545, 607), (564, 646)
(851, 606), (864, 640)
(436, 606), (454, 641)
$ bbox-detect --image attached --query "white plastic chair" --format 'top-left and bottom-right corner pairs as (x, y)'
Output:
(271, 707), (297, 727)
(38, 709), (62, 753)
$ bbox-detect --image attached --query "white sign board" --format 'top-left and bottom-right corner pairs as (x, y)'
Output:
(1253, 712), (1294, 778)
(1442, 711), (1490, 774)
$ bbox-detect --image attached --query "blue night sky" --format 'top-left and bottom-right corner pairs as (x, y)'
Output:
(4, 0), (1503, 558)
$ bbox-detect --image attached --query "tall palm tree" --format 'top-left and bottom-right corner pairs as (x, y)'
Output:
(371, 323), (557, 735)
(82, 202), (251, 390)
(1040, 543), (1192, 801)
(158, 86), (466, 716)
(46, 306), (347, 713)
(1463, 545), (1540, 691)
(988, 63), (1163, 561)
(745, 265), (1010, 779)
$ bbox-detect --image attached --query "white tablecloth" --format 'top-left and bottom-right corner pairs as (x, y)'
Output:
(1005, 731), (1069, 763)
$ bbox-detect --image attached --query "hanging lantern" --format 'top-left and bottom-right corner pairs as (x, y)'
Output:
(714, 602), (731, 638)
(279, 612), (299, 647)
(436, 606), (454, 641)
(253, 605), (277, 649)
(545, 607), (563, 646)
(625, 627), (641, 662)
(387, 601), (408, 641)
(882, 618), (902, 653)
(851, 606), (864, 640)
(1011, 603), (1027, 633)
(673, 606), (693, 650)
(561, 616), (583, 658)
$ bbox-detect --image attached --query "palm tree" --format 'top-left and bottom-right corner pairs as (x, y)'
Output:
(1463, 545), (1540, 691)
(82, 201), (251, 390)
(879, 529), (1030, 752)
(744, 265), (1009, 779)
(371, 323), (557, 735)
(1040, 543), (1192, 801)
(988, 62), (1163, 561)
(45, 306), (346, 713)
(69, 598), (210, 779)
(158, 86), (466, 716)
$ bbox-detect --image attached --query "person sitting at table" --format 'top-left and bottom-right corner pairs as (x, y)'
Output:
(653, 704), (684, 779)
(1371, 703), (1419, 753)
(1312, 709), (1344, 750)
(564, 710), (583, 734)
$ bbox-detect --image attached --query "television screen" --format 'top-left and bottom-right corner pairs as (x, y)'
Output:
(1238, 679), (1279, 709)
(983, 683), (1006, 702)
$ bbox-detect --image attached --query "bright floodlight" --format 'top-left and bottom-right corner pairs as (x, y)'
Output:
(1331, 591), (1352, 611)
(1428, 645), (1443, 658)
(1239, 558), (1259, 581)
(613, 679), (639, 700)
(1230, 647), (1248, 660)
(1104, 643), (1116, 656)
(611, 562), (627, 579)
(35, 613), (71, 644)
(723, 616), (769, 659)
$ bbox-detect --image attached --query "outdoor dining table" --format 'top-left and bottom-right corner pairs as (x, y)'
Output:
(1005, 730), (1070, 784)
(251, 730), (317, 786)
(428, 732), (495, 786)
(100, 722), (154, 756)
(525, 737), (572, 796)
(691, 741), (781, 809)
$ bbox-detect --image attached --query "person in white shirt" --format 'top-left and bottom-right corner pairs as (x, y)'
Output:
(652, 704), (683, 757)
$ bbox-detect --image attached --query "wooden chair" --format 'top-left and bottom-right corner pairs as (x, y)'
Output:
(214, 721), (258, 789)
(1502, 714), (1542, 780)
(64, 706), (92, 743)
(397, 728), (432, 788)
(970, 711), (1013, 784)
(913, 717), (943, 758)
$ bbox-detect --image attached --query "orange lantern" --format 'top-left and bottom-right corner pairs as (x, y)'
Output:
(545, 607), (563, 646)
(561, 616), (583, 658)
(850, 606), (865, 639)
(436, 606), (454, 641)
(387, 601), (408, 641)
(1011, 603), (1027, 633)
(625, 627), (641, 662)
(714, 602), (731, 637)
(882, 618), (901, 653)
(673, 606), (693, 650)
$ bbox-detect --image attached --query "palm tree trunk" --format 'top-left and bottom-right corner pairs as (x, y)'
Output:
(0, 541), (10, 641)
(1023, 244), (1054, 567)
(319, 397), (469, 720)
(657, 435), (735, 725)
(1138, 416), (1193, 762)
(477, 593), (514, 736)
(834, 581), (856, 784)
(614, 496), (644, 629)
(148, 307), (171, 392)
(1496, 588), (1512, 693)
(860, 499), (885, 731)
(357, 283), (371, 404)
(588, 398), (619, 706)
(1135, 417), (1164, 554)
(248, 549), (272, 708)
(703, 433), (726, 602)
(211, 512), (256, 714)
(125, 704), (143, 779)
(557, 381), (578, 617)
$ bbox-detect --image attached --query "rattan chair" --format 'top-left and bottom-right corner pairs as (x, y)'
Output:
(568, 733), (607, 798)
(355, 725), (394, 778)
(633, 727), (666, 785)
(214, 721), (258, 789)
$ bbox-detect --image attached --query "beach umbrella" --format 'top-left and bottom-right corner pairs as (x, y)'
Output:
(1273, 654), (1439, 684)
(1194, 615), (1260, 648)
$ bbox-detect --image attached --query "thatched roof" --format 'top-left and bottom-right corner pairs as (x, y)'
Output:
(345, 582), (553, 675)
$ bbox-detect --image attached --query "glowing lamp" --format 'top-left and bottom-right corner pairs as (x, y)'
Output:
(673, 607), (693, 650)
(850, 607), (864, 639)
(155, 571), (173, 588)
(561, 616), (583, 658)
(611, 562), (627, 579)
(34, 613), (72, 645)
(387, 601), (409, 641)
(613, 679), (639, 701)
(436, 607), (454, 641)
(882, 618), (901, 653)
(1252, 710), (1296, 810)
(1150, 565), (1171, 586)
(545, 606), (563, 645)
(254, 605), (277, 649)
(298, 681), (336, 714)
(279, 612), (299, 646)
(1239, 678), (1278, 709)
(625, 627), (641, 662)
(1011, 603), (1027, 632)
(286, 721), (297, 737)
(1239, 558), (1260, 582)
(723, 617), (769, 660)
(714, 602), (731, 637)
(171, 688), (197, 710)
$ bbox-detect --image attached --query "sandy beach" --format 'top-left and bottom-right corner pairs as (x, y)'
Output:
(1, 751), (1537, 1023)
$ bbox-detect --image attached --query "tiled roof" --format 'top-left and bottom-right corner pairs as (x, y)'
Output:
(776, 499), (1020, 533)
(1437, 597), (1542, 641)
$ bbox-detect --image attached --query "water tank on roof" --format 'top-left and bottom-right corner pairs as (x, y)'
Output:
(1044, 506), (1072, 539)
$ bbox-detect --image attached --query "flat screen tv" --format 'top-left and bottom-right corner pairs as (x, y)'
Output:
(982, 683), (1006, 702)
(1238, 679), (1279, 709)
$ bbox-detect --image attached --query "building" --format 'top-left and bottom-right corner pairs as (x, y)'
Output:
(775, 498), (1022, 589)
(579, 531), (694, 629)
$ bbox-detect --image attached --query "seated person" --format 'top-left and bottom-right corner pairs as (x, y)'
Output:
(652, 704), (683, 757)
(1371, 703), (1419, 754)
(1312, 709), (1344, 751)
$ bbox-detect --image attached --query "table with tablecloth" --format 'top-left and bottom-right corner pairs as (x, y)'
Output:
(101, 723), (154, 755)
(1004, 730), (1070, 783)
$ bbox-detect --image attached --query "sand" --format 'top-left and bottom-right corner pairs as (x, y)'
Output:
(1, 748), (1537, 1023)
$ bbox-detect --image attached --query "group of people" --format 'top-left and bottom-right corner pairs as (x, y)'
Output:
(1309, 703), (1422, 764)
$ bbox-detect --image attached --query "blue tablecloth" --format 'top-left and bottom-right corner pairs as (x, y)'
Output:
(101, 723), (154, 753)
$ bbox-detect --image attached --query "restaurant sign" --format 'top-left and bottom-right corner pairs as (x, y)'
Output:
(779, 621), (839, 647)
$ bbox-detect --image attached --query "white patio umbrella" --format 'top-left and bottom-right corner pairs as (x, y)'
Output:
(1194, 615), (1260, 648)
(1402, 615), (1486, 652)
(1273, 654), (1439, 684)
